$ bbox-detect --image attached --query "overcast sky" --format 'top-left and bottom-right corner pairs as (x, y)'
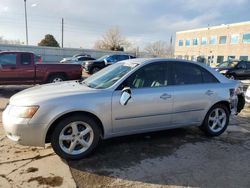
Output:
(0, 0), (249, 49)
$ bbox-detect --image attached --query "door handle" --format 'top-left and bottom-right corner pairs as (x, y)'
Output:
(205, 90), (214, 96)
(160, 93), (171, 100)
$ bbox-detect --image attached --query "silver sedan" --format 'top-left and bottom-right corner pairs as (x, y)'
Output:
(2, 58), (245, 160)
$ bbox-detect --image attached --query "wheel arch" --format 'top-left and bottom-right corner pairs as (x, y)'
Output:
(45, 111), (104, 143)
(47, 72), (68, 82)
(201, 100), (231, 125)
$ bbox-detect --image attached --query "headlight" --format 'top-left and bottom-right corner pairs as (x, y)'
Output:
(9, 106), (39, 118)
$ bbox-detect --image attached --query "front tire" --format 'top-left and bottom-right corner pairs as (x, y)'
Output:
(200, 104), (229, 136)
(51, 115), (101, 160)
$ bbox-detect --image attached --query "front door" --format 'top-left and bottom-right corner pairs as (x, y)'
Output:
(111, 61), (173, 133)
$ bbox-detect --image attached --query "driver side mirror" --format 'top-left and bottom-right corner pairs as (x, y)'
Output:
(120, 87), (131, 106)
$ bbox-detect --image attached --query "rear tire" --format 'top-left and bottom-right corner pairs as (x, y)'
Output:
(51, 115), (101, 160)
(200, 104), (229, 136)
(48, 74), (65, 83)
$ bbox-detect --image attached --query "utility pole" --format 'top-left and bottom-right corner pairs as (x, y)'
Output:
(24, 0), (28, 45)
(61, 18), (64, 48)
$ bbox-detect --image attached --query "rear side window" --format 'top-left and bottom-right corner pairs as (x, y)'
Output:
(201, 68), (219, 83)
(0, 53), (17, 65)
(173, 62), (203, 85)
(172, 62), (218, 85)
(21, 53), (32, 65)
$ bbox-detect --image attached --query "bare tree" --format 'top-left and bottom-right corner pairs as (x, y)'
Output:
(0, 36), (22, 45)
(94, 27), (130, 51)
(144, 40), (173, 57)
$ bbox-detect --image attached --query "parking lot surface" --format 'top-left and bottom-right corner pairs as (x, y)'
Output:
(0, 85), (250, 188)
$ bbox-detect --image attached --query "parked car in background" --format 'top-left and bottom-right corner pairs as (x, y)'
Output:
(2, 58), (245, 160)
(0, 51), (82, 85)
(84, 54), (136, 74)
(246, 86), (250, 103)
(73, 53), (91, 58)
(215, 60), (250, 80)
(60, 56), (95, 64)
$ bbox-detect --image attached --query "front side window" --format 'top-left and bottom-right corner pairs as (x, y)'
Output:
(242, 33), (250, 43)
(210, 36), (217, 44)
(178, 40), (183, 46)
(201, 37), (207, 45)
(193, 38), (199, 46)
(106, 55), (117, 63)
(0, 53), (17, 65)
(20, 53), (32, 65)
(219, 36), (227, 44)
(231, 34), (239, 44)
(125, 62), (168, 89)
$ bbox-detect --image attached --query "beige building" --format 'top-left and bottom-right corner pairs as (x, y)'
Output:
(175, 21), (250, 67)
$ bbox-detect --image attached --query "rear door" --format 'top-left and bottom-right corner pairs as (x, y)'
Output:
(171, 62), (220, 125)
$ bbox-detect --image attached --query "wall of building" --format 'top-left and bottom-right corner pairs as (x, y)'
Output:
(0, 44), (138, 63)
(175, 21), (250, 66)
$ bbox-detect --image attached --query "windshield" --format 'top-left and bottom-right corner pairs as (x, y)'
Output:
(82, 62), (138, 89)
(217, 61), (239, 68)
(97, 55), (109, 61)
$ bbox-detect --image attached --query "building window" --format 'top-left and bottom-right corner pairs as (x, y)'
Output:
(228, 56), (236, 61)
(231, 34), (239, 44)
(210, 36), (217, 44)
(185, 40), (190, 46)
(219, 36), (227, 44)
(239, 56), (248, 61)
(201, 37), (207, 45)
(217, 56), (224, 64)
(193, 38), (199, 46)
(242, 33), (250, 43)
(178, 40), (183, 46)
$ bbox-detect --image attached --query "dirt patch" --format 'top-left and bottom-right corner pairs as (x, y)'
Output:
(26, 167), (39, 173)
(27, 176), (63, 187)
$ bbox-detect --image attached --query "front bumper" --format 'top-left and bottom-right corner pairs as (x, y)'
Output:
(2, 106), (46, 147)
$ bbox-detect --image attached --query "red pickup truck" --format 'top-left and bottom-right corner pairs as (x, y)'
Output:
(0, 51), (82, 85)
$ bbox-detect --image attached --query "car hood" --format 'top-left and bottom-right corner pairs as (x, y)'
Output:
(9, 81), (96, 106)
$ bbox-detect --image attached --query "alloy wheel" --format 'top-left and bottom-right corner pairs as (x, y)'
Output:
(58, 121), (94, 155)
